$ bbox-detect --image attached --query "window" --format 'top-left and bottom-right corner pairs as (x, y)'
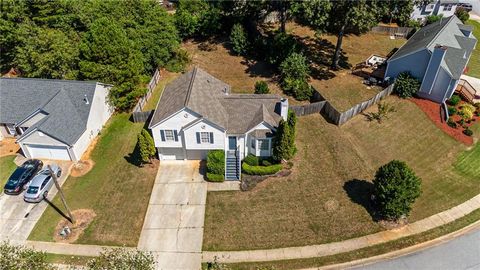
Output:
(164, 130), (175, 141)
(200, 132), (210, 143)
(258, 139), (270, 151)
(443, 4), (452, 11)
(251, 139), (256, 149)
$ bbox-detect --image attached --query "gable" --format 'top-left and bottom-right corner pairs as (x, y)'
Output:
(18, 130), (68, 146)
(151, 108), (201, 130)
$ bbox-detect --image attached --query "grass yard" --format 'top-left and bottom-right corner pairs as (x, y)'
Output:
(0, 155), (17, 187)
(29, 114), (157, 246)
(466, 20), (480, 78)
(203, 97), (480, 251)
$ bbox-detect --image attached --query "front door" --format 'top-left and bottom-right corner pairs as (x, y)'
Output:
(228, 136), (237, 151)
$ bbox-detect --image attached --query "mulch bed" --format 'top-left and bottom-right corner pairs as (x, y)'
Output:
(54, 209), (96, 243)
(410, 98), (477, 146)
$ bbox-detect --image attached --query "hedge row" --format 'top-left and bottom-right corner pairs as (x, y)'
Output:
(207, 150), (224, 182)
(206, 173), (224, 182)
(242, 163), (282, 176)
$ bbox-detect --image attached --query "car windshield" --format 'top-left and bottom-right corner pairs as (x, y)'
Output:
(27, 186), (39, 194)
(6, 168), (27, 186)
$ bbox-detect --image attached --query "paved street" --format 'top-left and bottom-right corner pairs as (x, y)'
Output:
(353, 228), (480, 270)
(0, 160), (72, 245)
(138, 161), (207, 270)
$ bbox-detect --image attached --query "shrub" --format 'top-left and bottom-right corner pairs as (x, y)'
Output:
(447, 118), (457, 128)
(394, 72), (420, 98)
(463, 128), (473, 136)
(447, 106), (457, 116)
(165, 49), (190, 73)
(242, 163), (282, 176)
(266, 31), (299, 66)
(206, 173), (224, 182)
(243, 154), (259, 166)
(206, 150), (224, 182)
(448, 94), (461, 106)
(138, 129), (156, 164)
(254, 81), (270, 94)
(426, 14), (443, 25)
(366, 102), (396, 123)
(0, 242), (55, 270)
(273, 111), (297, 161)
(461, 104), (475, 120)
(280, 52), (312, 101)
(373, 160), (422, 220)
(455, 8), (470, 23)
(261, 159), (272, 166)
(87, 248), (155, 270)
(230, 23), (248, 56)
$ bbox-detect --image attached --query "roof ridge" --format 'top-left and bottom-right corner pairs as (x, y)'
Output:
(0, 77), (98, 85)
(426, 15), (456, 48)
(184, 67), (198, 106)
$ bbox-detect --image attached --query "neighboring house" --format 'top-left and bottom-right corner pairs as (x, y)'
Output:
(149, 67), (288, 180)
(0, 78), (113, 161)
(384, 15), (477, 103)
(411, 0), (462, 23)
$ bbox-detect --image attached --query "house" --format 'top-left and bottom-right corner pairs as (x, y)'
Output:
(149, 67), (288, 180)
(0, 78), (113, 161)
(384, 15), (477, 103)
(411, 0), (463, 23)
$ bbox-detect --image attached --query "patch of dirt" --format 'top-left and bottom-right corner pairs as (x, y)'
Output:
(379, 217), (408, 230)
(70, 160), (95, 177)
(323, 199), (339, 212)
(81, 136), (99, 160)
(0, 138), (20, 157)
(54, 209), (96, 243)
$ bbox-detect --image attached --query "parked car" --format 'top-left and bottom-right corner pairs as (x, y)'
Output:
(458, 3), (473, 12)
(3, 159), (43, 195)
(24, 165), (62, 203)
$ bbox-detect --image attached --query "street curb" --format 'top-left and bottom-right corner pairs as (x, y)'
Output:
(299, 219), (480, 270)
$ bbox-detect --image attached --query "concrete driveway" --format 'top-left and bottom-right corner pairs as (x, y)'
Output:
(0, 159), (72, 245)
(138, 161), (207, 270)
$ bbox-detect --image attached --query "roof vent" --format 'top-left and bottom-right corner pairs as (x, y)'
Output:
(84, 94), (90, 105)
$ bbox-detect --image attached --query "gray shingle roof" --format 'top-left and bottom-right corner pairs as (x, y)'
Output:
(0, 78), (101, 145)
(149, 67), (283, 133)
(388, 16), (477, 80)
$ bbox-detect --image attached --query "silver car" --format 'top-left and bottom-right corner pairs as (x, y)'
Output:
(24, 165), (62, 203)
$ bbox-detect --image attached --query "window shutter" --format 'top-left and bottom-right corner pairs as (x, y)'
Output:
(209, 132), (214, 144)
(160, 130), (166, 141)
(196, 132), (201, 144)
(174, 130), (178, 142)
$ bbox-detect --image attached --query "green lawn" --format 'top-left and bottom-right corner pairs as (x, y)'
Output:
(0, 155), (17, 187)
(466, 20), (480, 78)
(29, 114), (157, 246)
(203, 97), (480, 251)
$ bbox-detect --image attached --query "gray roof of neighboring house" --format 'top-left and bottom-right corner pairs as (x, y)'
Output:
(149, 67), (283, 133)
(388, 15), (477, 80)
(0, 78), (101, 145)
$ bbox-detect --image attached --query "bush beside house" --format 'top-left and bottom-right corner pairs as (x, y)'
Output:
(394, 72), (421, 98)
(242, 162), (283, 176)
(206, 150), (225, 182)
(138, 129), (156, 165)
(273, 110), (297, 161)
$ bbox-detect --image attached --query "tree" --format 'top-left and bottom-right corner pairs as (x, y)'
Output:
(0, 242), (55, 270)
(425, 14), (443, 25)
(230, 23), (248, 56)
(138, 129), (156, 165)
(378, 0), (416, 26)
(266, 31), (299, 66)
(254, 81), (270, 94)
(373, 160), (422, 220)
(14, 24), (79, 79)
(273, 111), (297, 161)
(87, 248), (155, 270)
(455, 8), (470, 24)
(280, 52), (313, 100)
(174, 0), (221, 39)
(394, 72), (421, 98)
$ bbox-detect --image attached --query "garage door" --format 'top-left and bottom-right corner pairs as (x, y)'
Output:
(25, 144), (71, 160)
(159, 148), (185, 160)
(186, 150), (209, 160)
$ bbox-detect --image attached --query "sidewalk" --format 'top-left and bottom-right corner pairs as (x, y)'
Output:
(202, 194), (480, 263)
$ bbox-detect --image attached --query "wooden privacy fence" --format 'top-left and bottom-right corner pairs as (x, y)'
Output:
(290, 101), (326, 116)
(132, 69), (161, 113)
(132, 110), (153, 123)
(371, 26), (413, 38)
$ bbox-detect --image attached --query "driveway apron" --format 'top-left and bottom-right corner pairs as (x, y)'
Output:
(138, 161), (207, 270)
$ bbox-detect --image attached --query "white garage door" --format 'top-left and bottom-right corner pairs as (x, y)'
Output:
(159, 148), (185, 160)
(186, 150), (208, 160)
(26, 144), (71, 160)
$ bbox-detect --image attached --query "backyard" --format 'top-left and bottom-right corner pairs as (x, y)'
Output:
(466, 20), (480, 78)
(28, 114), (157, 246)
(203, 96), (480, 251)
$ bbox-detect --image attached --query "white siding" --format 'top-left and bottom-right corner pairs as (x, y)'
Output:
(151, 108), (200, 148)
(183, 119), (225, 150)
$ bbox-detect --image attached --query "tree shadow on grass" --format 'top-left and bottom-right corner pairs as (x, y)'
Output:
(124, 139), (142, 167)
(343, 179), (380, 222)
(43, 197), (73, 223)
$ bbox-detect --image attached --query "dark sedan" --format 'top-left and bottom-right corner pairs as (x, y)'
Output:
(3, 159), (43, 195)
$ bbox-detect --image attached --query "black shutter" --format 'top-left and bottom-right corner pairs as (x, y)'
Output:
(209, 132), (214, 144)
(160, 130), (166, 141)
(174, 130), (178, 142)
(196, 132), (201, 144)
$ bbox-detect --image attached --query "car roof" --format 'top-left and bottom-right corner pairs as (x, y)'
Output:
(29, 173), (51, 186)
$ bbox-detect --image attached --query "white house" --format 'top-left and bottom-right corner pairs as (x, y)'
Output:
(149, 67), (288, 180)
(411, 0), (463, 23)
(384, 15), (477, 103)
(0, 78), (114, 161)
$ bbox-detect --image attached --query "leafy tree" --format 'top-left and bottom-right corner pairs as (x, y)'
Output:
(455, 8), (470, 24)
(0, 242), (55, 270)
(273, 111), (297, 161)
(394, 72), (421, 98)
(87, 248), (155, 270)
(138, 129), (156, 165)
(174, 0), (221, 39)
(378, 0), (416, 26)
(366, 102), (396, 123)
(425, 14), (443, 25)
(373, 160), (422, 220)
(230, 23), (248, 56)
(254, 81), (270, 94)
(14, 24), (79, 79)
(280, 52), (313, 100)
(266, 31), (299, 66)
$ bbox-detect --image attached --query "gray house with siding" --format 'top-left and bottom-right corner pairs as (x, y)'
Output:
(384, 15), (477, 103)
